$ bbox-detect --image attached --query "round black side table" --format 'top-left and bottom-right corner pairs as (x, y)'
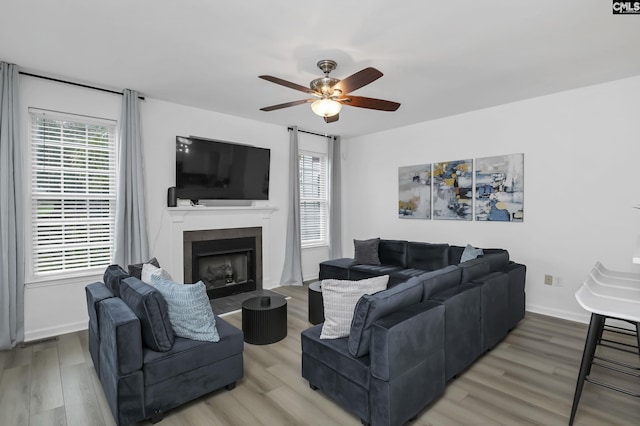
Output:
(308, 281), (324, 325)
(241, 295), (287, 345)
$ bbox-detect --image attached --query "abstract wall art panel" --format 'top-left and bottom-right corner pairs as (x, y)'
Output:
(475, 153), (524, 222)
(433, 159), (473, 221)
(398, 164), (431, 219)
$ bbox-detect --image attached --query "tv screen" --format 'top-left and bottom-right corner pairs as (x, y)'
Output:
(175, 136), (270, 201)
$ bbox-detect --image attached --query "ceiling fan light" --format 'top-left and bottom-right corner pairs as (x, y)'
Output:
(311, 99), (342, 117)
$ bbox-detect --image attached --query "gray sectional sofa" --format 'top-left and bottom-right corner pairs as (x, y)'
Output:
(85, 265), (244, 425)
(301, 239), (526, 426)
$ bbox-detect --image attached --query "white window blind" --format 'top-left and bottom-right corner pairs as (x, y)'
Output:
(299, 151), (328, 246)
(29, 110), (117, 276)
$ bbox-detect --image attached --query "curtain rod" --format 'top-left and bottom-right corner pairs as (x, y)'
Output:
(19, 71), (145, 100)
(287, 126), (336, 139)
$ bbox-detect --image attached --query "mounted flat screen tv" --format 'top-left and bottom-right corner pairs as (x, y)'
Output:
(175, 136), (270, 201)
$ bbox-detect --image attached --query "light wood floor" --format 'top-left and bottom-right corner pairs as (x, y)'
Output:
(2, 285), (640, 425)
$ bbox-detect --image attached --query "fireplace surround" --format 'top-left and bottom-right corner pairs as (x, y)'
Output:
(183, 227), (263, 299)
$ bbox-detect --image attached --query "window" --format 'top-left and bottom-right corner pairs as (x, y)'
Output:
(29, 109), (117, 277)
(299, 151), (328, 247)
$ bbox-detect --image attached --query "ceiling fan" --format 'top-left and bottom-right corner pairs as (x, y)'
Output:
(259, 60), (401, 123)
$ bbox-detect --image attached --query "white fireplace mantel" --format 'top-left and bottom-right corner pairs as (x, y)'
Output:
(167, 205), (277, 287)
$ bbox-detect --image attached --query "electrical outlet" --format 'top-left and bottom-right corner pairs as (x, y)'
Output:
(544, 274), (553, 285)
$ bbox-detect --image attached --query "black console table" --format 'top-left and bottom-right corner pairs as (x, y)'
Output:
(241, 295), (287, 344)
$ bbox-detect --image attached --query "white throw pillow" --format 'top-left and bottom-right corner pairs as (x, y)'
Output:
(141, 262), (173, 285)
(320, 275), (389, 339)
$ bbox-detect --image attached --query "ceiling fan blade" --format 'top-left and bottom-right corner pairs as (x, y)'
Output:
(260, 99), (312, 111)
(339, 95), (400, 111)
(259, 75), (317, 95)
(333, 67), (383, 94)
(324, 114), (339, 123)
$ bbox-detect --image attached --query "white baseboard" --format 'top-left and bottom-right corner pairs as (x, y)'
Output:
(25, 320), (88, 342)
(526, 303), (590, 324)
(527, 304), (636, 331)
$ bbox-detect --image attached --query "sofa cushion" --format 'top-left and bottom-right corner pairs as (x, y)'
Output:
(302, 324), (371, 388)
(103, 264), (130, 298)
(354, 238), (381, 265)
(378, 240), (408, 267)
(458, 258), (491, 283)
(481, 249), (510, 271)
(394, 268), (429, 278)
(460, 244), (484, 263)
(349, 277), (423, 357)
(406, 242), (450, 271)
(142, 315), (244, 386)
(320, 275), (389, 339)
(127, 257), (160, 280)
(417, 265), (462, 300)
(349, 264), (405, 281)
(150, 276), (220, 342)
(448, 245), (466, 265)
(119, 277), (175, 352)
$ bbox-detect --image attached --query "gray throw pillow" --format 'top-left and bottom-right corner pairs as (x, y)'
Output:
(320, 275), (389, 339)
(354, 238), (381, 265)
(149, 275), (220, 342)
(460, 244), (484, 263)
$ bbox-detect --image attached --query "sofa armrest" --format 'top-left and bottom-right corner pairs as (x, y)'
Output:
(473, 271), (509, 352)
(85, 282), (114, 375)
(86, 282), (114, 335)
(502, 262), (527, 328)
(369, 301), (444, 382)
(98, 297), (145, 425)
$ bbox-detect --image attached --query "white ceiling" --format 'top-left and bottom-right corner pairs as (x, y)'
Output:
(2, 1), (640, 138)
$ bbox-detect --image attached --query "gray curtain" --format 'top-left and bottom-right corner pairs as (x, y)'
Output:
(0, 62), (24, 350)
(113, 89), (149, 266)
(280, 126), (303, 286)
(328, 135), (342, 259)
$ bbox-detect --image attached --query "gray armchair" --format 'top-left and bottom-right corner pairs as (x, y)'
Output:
(86, 268), (243, 425)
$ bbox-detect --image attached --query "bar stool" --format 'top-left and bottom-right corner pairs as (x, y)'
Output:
(570, 264), (640, 425)
(593, 261), (640, 282)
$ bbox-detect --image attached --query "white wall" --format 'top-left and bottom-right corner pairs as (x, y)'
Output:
(139, 98), (290, 286)
(20, 77), (121, 341)
(342, 76), (640, 323)
(20, 71), (640, 340)
(19, 77), (295, 341)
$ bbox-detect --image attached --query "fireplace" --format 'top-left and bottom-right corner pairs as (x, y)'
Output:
(183, 227), (262, 300)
